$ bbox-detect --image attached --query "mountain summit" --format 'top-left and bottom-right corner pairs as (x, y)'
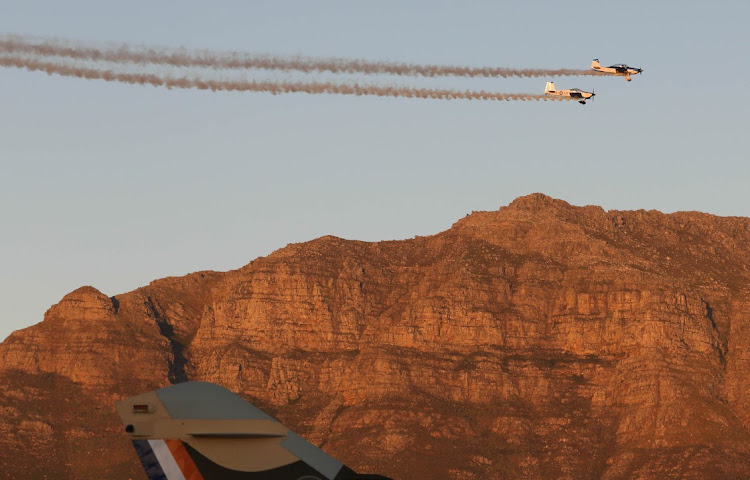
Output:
(1, 195), (749, 479)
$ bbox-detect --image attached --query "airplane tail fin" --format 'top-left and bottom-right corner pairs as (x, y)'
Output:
(545, 81), (556, 93)
(591, 59), (601, 69)
(116, 381), (391, 480)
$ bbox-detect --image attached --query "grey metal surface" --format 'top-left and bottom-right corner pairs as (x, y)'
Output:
(282, 431), (343, 480)
(156, 381), (271, 420)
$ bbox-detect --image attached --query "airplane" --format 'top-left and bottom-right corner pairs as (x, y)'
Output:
(116, 381), (392, 480)
(590, 59), (643, 81)
(544, 81), (595, 105)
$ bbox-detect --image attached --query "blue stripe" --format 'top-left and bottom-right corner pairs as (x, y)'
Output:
(132, 440), (168, 480)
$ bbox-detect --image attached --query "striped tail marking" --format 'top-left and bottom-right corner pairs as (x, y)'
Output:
(132, 439), (205, 480)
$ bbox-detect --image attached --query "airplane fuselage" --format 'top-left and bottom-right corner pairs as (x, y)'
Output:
(544, 82), (594, 104)
(590, 59), (643, 82)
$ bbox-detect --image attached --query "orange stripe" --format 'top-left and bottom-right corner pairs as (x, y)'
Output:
(165, 439), (205, 480)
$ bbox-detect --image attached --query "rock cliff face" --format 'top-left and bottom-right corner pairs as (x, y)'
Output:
(1, 193), (750, 479)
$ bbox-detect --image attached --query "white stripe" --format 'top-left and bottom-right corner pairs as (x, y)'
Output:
(148, 439), (187, 480)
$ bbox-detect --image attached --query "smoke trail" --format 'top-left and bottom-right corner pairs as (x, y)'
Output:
(0, 55), (572, 101)
(0, 35), (597, 79)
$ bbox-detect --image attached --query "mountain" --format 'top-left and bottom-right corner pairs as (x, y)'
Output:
(1, 193), (749, 479)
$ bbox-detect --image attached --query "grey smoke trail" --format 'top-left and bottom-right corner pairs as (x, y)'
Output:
(0, 55), (571, 101)
(0, 35), (597, 79)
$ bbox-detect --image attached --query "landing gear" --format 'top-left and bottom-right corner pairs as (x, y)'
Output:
(579, 100), (586, 105)
(626, 76), (632, 82)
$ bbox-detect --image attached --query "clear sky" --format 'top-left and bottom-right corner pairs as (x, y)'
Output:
(1, 1), (749, 340)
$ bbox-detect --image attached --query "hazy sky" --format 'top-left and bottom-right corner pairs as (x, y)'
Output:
(1, 1), (749, 340)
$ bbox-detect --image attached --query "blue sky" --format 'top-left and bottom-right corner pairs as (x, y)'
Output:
(1, 1), (749, 340)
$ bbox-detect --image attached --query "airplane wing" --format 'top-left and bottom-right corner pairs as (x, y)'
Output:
(116, 381), (392, 480)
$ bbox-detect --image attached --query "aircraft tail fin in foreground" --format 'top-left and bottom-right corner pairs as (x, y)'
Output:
(591, 59), (601, 69)
(545, 81), (556, 93)
(116, 381), (391, 480)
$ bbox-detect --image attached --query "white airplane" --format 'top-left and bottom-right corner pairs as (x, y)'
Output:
(544, 81), (595, 105)
(590, 59), (643, 81)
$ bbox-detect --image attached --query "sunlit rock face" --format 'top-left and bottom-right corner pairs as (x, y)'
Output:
(1, 193), (750, 479)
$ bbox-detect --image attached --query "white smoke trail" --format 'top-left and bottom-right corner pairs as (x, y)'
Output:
(0, 34), (597, 79)
(0, 55), (572, 102)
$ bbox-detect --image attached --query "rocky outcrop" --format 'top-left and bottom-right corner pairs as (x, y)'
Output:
(1, 194), (749, 479)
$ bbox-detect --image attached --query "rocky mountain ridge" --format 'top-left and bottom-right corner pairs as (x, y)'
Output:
(1, 193), (749, 479)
